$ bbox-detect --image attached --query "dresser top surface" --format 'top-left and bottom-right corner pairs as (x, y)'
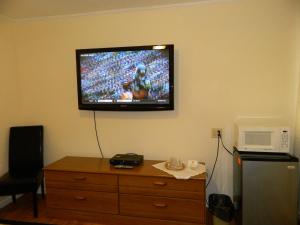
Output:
(44, 156), (206, 180)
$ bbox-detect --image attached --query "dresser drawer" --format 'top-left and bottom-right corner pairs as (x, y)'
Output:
(45, 171), (117, 186)
(46, 180), (117, 192)
(120, 194), (205, 223)
(47, 188), (118, 214)
(119, 175), (205, 193)
(119, 186), (203, 199)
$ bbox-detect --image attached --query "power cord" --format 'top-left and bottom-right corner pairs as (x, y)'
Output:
(206, 130), (233, 189)
(206, 134), (220, 189)
(93, 111), (104, 158)
(219, 131), (233, 156)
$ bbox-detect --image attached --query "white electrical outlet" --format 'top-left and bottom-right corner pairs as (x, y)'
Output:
(211, 128), (222, 138)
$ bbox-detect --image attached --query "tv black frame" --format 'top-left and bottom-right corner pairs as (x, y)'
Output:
(76, 44), (174, 111)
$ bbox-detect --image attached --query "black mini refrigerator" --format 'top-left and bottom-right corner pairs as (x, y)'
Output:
(233, 147), (298, 225)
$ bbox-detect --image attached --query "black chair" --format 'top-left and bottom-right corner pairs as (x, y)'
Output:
(0, 126), (44, 217)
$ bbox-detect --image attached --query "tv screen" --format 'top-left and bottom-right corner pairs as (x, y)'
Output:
(76, 44), (174, 111)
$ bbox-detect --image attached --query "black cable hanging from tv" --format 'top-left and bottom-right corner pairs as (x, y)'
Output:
(93, 111), (104, 158)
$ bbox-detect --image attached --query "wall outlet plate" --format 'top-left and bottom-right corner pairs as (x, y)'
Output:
(211, 128), (222, 138)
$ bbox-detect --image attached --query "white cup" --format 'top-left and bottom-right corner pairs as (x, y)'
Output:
(187, 160), (199, 170)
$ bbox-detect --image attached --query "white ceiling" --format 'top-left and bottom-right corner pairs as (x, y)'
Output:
(0, 0), (212, 20)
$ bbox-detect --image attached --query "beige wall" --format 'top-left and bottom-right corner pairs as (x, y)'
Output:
(10, 0), (300, 195)
(0, 16), (19, 205)
(293, 0), (300, 215)
(0, 16), (19, 176)
(294, 1), (300, 156)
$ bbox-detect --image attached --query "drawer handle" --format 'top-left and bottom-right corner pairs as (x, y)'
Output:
(153, 203), (168, 208)
(74, 196), (87, 201)
(73, 176), (87, 181)
(153, 181), (167, 186)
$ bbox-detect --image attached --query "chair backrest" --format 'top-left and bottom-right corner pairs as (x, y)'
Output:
(9, 126), (44, 177)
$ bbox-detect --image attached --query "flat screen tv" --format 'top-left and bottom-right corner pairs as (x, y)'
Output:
(76, 44), (174, 111)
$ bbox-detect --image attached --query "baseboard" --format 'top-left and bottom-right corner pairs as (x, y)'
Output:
(0, 196), (12, 209)
(0, 187), (43, 209)
(0, 194), (23, 209)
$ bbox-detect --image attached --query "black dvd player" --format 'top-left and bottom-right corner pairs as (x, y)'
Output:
(110, 153), (144, 168)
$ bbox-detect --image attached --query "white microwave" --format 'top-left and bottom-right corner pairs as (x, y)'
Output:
(236, 126), (290, 153)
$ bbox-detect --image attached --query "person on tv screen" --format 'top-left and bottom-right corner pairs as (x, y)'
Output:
(120, 82), (133, 100)
(131, 63), (151, 100)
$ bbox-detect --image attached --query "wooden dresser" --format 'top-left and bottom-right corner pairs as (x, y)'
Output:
(44, 156), (206, 225)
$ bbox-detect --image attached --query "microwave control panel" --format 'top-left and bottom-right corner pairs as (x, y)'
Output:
(280, 129), (289, 150)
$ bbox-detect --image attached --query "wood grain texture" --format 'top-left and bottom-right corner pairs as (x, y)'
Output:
(0, 194), (106, 225)
(119, 175), (205, 192)
(0, 194), (238, 225)
(45, 170), (118, 193)
(43, 156), (207, 225)
(119, 186), (204, 199)
(119, 194), (205, 223)
(46, 181), (118, 193)
(47, 208), (205, 225)
(44, 156), (206, 180)
(46, 188), (118, 214)
(45, 171), (118, 186)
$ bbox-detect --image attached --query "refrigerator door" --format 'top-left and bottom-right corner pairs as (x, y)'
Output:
(242, 160), (298, 225)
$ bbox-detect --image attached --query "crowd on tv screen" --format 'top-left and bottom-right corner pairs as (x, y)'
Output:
(80, 50), (170, 102)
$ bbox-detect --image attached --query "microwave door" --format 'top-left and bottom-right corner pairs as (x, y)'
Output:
(242, 145), (274, 152)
